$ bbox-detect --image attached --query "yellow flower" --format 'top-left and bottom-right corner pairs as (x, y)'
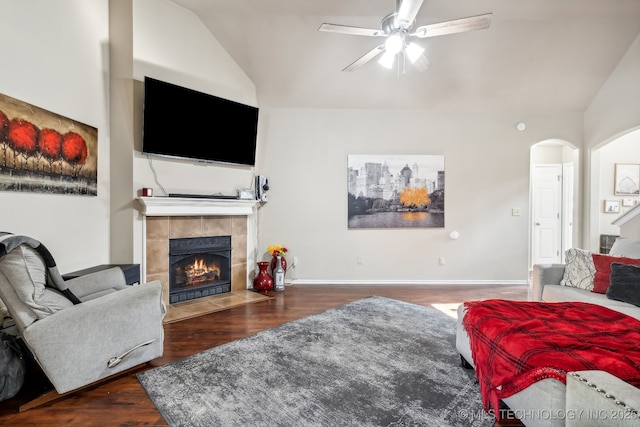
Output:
(267, 244), (288, 257)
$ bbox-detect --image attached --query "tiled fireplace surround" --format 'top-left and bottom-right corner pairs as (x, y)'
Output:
(138, 197), (268, 323)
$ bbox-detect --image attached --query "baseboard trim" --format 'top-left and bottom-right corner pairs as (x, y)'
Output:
(288, 279), (528, 286)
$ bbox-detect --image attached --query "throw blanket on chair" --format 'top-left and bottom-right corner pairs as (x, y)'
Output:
(463, 299), (640, 418)
(0, 232), (81, 304)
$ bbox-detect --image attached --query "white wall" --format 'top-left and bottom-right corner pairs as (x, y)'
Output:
(585, 33), (640, 250)
(3, 0), (635, 283)
(132, 0), (256, 106)
(129, 1), (586, 283)
(530, 143), (572, 164)
(130, 0), (259, 267)
(131, 0), (258, 200)
(585, 33), (640, 150)
(531, 146), (560, 164)
(618, 205), (640, 238)
(0, 0), (257, 274)
(256, 109), (583, 283)
(598, 130), (640, 236)
(0, 0), (110, 272)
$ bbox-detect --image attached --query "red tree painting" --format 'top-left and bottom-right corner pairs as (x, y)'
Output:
(7, 119), (39, 169)
(0, 93), (98, 195)
(38, 128), (63, 173)
(61, 131), (88, 176)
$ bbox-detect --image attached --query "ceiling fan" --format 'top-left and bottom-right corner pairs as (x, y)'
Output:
(318, 0), (492, 72)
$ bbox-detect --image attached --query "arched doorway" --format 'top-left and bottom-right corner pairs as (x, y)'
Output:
(530, 140), (579, 268)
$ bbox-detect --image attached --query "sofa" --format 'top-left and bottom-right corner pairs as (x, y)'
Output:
(456, 237), (640, 426)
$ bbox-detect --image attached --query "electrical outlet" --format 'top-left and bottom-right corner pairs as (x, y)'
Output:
(512, 208), (520, 216)
(439, 257), (446, 265)
(292, 256), (299, 268)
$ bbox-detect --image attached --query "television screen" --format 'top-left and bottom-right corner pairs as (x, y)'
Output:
(142, 77), (258, 166)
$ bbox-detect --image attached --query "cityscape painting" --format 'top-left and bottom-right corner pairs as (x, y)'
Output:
(347, 154), (445, 229)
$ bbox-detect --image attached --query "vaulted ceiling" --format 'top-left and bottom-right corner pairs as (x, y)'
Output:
(170, 0), (640, 111)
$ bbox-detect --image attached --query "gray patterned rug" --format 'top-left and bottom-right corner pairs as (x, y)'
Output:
(137, 296), (493, 427)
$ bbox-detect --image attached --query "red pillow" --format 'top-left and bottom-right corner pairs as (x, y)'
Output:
(592, 254), (640, 294)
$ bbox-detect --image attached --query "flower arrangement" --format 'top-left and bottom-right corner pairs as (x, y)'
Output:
(267, 244), (288, 257)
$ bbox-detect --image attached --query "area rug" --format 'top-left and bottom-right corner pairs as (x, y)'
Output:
(137, 296), (492, 427)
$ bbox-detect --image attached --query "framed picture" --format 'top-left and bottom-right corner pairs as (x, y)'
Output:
(614, 163), (640, 196)
(604, 200), (620, 213)
(0, 92), (98, 196)
(347, 154), (445, 229)
(622, 198), (636, 207)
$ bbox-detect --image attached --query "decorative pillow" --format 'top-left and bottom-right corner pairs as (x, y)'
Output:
(606, 263), (640, 306)
(609, 237), (640, 258)
(592, 253), (640, 294)
(560, 248), (595, 290)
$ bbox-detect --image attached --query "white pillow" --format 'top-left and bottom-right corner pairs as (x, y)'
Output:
(560, 248), (595, 290)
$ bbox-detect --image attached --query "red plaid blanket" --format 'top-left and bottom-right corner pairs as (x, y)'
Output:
(462, 299), (640, 418)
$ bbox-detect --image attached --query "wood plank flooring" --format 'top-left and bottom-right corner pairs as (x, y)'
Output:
(0, 284), (528, 426)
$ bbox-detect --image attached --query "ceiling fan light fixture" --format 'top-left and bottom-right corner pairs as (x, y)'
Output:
(405, 42), (424, 63)
(378, 50), (396, 69)
(385, 33), (404, 54)
(318, 0), (493, 73)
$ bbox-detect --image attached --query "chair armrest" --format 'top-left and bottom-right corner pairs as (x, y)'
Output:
(64, 267), (128, 300)
(566, 370), (640, 426)
(22, 281), (165, 394)
(531, 264), (565, 301)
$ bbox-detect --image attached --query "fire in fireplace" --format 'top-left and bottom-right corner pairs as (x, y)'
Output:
(169, 236), (231, 304)
(183, 258), (220, 285)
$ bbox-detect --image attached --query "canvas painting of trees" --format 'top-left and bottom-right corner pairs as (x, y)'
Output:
(0, 92), (97, 195)
(348, 155), (445, 228)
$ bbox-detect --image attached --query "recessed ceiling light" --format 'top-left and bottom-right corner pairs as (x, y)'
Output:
(516, 122), (527, 131)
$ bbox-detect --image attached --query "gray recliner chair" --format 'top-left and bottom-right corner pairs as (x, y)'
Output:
(0, 233), (165, 408)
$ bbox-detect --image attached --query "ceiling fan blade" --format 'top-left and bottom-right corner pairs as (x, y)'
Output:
(397, 0), (425, 28)
(319, 23), (385, 37)
(410, 13), (493, 38)
(342, 45), (385, 72)
(410, 53), (431, 72)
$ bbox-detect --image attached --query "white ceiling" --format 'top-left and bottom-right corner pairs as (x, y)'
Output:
(170, 0), (640, 111)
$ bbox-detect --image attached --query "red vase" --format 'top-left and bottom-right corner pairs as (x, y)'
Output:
(253, 262), (273, 293)
(270, 255), (287, 275)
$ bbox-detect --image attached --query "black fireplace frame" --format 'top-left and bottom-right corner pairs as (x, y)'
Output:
(168, 235), (231, 304)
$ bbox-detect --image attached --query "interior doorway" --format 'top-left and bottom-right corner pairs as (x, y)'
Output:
(588, 128), (640, 251)
(530, 141), (578, 268)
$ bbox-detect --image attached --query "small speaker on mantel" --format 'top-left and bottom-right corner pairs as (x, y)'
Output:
(256, 176), (269, 202)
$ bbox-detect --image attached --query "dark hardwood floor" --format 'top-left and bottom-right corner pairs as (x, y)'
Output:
(0, 284), (528, 426)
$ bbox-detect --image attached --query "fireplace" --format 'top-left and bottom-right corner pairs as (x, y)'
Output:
(169, 236), (231, 304)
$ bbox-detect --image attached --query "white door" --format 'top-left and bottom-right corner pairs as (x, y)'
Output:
(532, 165), (563, 265)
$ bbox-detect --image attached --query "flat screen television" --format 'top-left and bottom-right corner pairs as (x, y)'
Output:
(142, 76), (258, 166)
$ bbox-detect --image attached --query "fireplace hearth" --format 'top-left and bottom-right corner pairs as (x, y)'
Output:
(169, 236), (231, 304)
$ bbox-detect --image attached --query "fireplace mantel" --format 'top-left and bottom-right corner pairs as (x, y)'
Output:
(137, 196), (258, 216)
(137, 196), (265, 323)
